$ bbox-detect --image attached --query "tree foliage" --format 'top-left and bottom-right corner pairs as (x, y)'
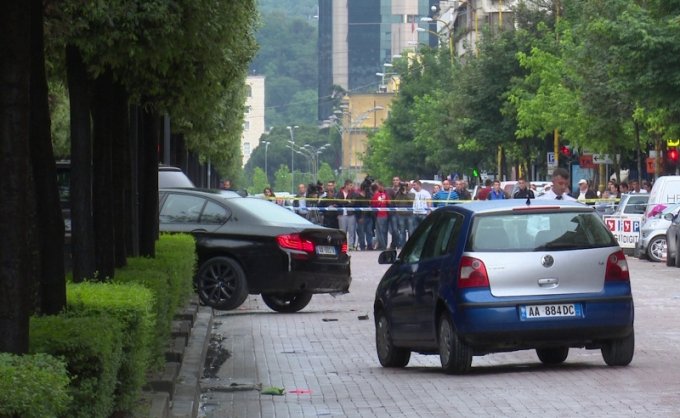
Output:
(368, 0), (680, 183)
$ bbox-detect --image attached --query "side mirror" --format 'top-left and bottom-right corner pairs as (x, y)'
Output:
(378, 249), (398, 264)
(664, 213), (675, 221)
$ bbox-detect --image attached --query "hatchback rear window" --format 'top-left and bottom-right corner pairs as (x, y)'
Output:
(469, 212), (617, 252)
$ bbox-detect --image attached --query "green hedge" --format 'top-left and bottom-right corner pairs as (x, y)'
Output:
(116, 233), (195, 369)
(0, 353), (71, 418)
(30, 315), (123, 418)
(66, 282), (155, 412)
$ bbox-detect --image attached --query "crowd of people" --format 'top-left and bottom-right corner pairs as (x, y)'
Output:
(249, 168), (654, 251)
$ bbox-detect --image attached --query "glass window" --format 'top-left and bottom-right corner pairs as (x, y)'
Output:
(160, 194), (205, 224)
(200, 201), (229, 224)
(470, 212), (618, 252)
(623, 196), (648, 214)
(420, 213), (462, 260)
(400, 214), (438, 264)
(230, 198), (313, 226)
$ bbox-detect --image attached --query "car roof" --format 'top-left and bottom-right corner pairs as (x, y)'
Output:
(437, 199), (594, 215)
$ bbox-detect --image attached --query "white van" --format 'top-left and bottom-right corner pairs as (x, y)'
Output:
(644, 176), (680, 221)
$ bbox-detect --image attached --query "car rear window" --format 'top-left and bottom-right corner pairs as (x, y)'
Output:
(469, 211), (618, 252)
(231, 197), (313, 226)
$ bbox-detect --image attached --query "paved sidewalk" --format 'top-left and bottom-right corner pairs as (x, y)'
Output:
(198, 252), (680, 418)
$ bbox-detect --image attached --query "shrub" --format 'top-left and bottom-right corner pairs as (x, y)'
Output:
(66, 282), (155, 412)
(30, 315), (123, 418)
(0, 353), (71, 418)
(116, 233), (195, 369)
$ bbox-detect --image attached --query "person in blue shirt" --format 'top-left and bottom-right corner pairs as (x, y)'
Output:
(432, 179), (459, 207)
(487, 180), (506, 200)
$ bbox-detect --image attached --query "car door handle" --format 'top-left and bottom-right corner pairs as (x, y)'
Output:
(191, 229), (207, 233)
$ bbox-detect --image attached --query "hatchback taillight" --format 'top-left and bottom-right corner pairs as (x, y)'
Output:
(277, 233), (315, 254)
(605, 250), (630, 282)
(341, 242), (348, 253)
(458, 256), (490, 288)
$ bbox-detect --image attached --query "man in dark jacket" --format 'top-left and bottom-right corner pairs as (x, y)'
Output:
(513, 177), (535, 199)
(571, 179), (597, 203)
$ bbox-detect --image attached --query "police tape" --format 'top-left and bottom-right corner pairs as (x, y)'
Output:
(263, 196), (623, 205)
(285, 206), (429, 212)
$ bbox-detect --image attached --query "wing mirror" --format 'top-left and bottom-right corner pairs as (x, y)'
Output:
(378, 249), (398, 264)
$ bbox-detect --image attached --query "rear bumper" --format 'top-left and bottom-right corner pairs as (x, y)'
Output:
(249, 260), (352, 294)
(453, 286), (634, 352)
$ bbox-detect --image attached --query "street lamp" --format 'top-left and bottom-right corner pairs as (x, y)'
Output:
(303, 143), (330, 182)
(286, 125), (299, 194)
(262, 140), (271, 184)
(417, 23), (454, 65)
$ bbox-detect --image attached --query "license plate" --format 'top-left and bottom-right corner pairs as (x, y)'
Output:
(316, 245), (336, 256)
(520, 303), (581, 320)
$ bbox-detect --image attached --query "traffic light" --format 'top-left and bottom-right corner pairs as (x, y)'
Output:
(472, 168), (479, 178)
(559, 145), (572, 158)
(669, 147), (679, 163)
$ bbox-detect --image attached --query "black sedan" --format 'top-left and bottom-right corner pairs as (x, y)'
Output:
(159, 188), (351, 312)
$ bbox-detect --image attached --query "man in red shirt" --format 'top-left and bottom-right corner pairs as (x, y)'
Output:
(370, 182), (390, 250)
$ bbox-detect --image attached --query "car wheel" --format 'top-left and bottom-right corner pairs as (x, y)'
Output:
(375, 311), (410, 368)
(261, 292), (313, 313)
(438, 313), (472, 374)
(196, 256), (249, 310)
(601, 330), (635, 366)
(647, 236), (666, 262)
(536, 347), (569, 365)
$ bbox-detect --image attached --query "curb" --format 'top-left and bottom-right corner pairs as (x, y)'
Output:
(170, 305), (213, 418)
(146, 300), (213, 418)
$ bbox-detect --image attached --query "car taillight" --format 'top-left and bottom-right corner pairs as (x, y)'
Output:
(341, 242), (348, 253)
(277, 233), (315, 254)
(458, 256), (490, 288)
(605, 250), (630, 282)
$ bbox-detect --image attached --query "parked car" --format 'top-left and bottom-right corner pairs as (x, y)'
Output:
(373, 200), (634, 374)
(664, 209), (680, 267)
(158, 165), (195, 188)
(636, 203), (680, 262)
(57, 162), (196, 233)
(159, 188), (352, 312)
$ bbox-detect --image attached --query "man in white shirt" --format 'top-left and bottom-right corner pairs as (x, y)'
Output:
(410, 180), (432, 231)
(538, 168), (577, 201)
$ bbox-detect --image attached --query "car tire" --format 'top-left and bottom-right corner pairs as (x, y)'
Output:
(261, 292), (313, 313)
(438, 313), (472, 374)
(375, 311), (411, 368)
(601, 330), (635, 366)
(536, 347), (569, 365)
(196, 256), (249, 310)
(647, 236), (666, 263)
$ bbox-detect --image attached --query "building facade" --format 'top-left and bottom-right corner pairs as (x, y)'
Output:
(318, 0), (436, 122)
(242, 75), (266, 167)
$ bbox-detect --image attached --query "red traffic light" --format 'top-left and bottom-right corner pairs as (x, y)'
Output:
(669, 148), (679, 162)
(559, 145), (572, 157)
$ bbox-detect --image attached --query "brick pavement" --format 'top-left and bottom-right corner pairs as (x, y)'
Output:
(198, 252), (680, 418)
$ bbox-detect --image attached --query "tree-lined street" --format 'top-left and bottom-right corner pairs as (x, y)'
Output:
(201, 252), (680, 417)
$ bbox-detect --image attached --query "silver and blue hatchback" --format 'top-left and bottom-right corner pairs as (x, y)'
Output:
(374, 200), (634, 373)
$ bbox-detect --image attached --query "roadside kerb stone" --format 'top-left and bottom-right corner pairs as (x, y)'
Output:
(170, 305), (213, 418)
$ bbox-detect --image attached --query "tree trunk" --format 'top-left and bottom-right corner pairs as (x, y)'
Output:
(138, 106), (159, 257)
(30, 0), (65, 314)
(128, 105), (140, 257)
(66, 44), (96, 282)
(0, 1), (34, 354)
(111, 82), (129, 268)
(91, 71), (116, 280)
